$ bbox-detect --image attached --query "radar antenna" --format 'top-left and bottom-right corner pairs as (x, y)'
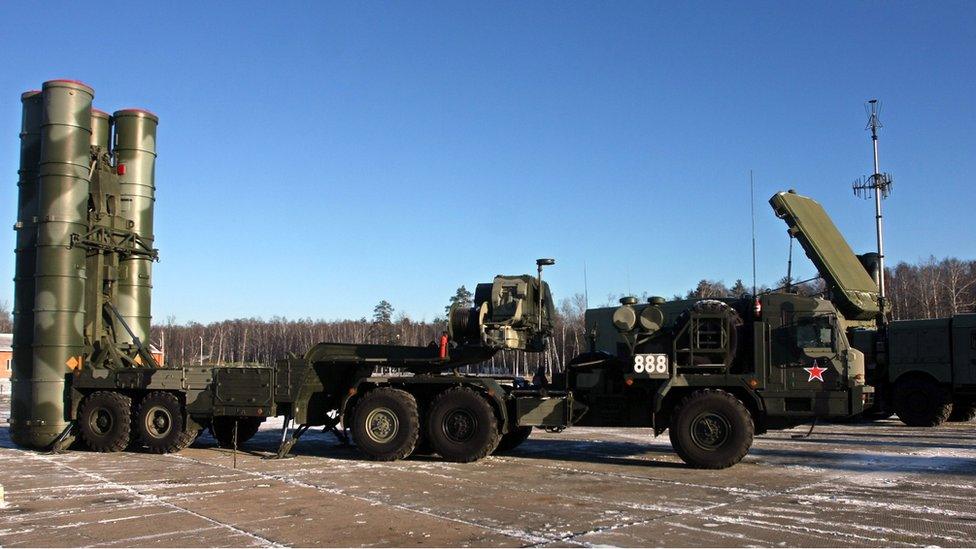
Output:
(852, 98), (893, 324)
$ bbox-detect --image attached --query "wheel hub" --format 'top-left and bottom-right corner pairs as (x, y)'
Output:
(690, 412), (731, 450)
(91, 408), (113, 435)
(443, 409), (476, 443)
(906, 391), (928, 414)
(145, 405), (172, 438)
(365, 407), (399, 444)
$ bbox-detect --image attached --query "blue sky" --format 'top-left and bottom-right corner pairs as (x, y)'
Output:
(2, 2), (974, 323)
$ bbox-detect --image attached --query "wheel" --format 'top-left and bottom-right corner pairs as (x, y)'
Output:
(949, 400), (976, 422)
(351, 388), (420, 461)
(427, 387), (500, 463)
(134, 392), (198, 453)
(210, 416), (265, 448)
(78, 391), (132, 453)
(668, 390), (754, 469)
(893, 377), (953, 427)
(494, 426), (532, 454)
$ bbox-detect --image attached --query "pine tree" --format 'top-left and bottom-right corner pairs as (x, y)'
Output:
(373, 300), (394, 324)
(445, 285), (474, 314)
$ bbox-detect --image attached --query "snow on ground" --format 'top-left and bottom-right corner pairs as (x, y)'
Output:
(1, 393), (975, 547)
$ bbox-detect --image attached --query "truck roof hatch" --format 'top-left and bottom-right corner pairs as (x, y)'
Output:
(769, 191), (880, 320)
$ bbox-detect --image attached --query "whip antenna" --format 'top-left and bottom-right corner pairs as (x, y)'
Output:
(852, 99), (893, 322)
(750, 170), (757, 297)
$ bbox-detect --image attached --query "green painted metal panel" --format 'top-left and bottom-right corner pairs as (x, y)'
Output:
(769, 191), (880, 320)
(888, 318), (953, 383)
(113, 109), (157, 344)
(951, 314), (976, 386)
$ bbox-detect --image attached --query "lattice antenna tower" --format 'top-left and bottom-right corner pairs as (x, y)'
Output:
(852, 98), (893, 318)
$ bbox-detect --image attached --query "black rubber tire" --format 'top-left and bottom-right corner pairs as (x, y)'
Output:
(351, 388), (420, 461)
(893, 377), (953, 427)
(427, 387), (501, 463)
(78, 391), (133, 453)
(210, 416), (265, 449)
(669, 389), (754, 469)
(473, 283), (493, 308)
(494, 426), (532, 454)
(949, 400), (976, 422)
(134, 391), (198, 454)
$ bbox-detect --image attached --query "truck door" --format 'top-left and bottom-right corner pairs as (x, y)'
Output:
(771, 314), (844, 391)
(790, 315), (845, 391)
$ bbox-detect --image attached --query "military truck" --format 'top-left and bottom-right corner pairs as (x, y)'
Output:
(562, 290), (870, 468)
(770, 190), (976, 426)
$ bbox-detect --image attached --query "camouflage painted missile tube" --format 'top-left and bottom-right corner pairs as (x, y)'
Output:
(14, 80), (93, 449)
(90, 109), (112, 150)
(9, 91), (43, 447)
(113, 109), (157, 345)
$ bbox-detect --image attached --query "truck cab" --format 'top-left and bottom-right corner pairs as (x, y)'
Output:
(574, 291), (869, 435)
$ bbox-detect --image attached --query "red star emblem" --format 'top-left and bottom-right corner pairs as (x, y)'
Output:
(804, 362), (827, 382)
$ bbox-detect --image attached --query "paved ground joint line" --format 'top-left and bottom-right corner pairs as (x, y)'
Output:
(23, 452), (284, 548)
(535, 455), (939, 547)
(169, 452), (558, 546)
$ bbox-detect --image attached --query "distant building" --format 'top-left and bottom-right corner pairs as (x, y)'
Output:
(0, 334), (163, 381)
(150, 344), (164, 366)
(1, 333), (10, 380)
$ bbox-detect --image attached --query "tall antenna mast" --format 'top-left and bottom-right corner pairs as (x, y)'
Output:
(583, 260), (589, 309)
(852, 98), (893, 324)
(750, 170), (757, 297)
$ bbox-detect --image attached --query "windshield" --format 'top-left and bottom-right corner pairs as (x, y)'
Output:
(796, 316), (834, 349)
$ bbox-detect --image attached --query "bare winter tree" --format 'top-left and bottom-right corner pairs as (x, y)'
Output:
(0, 300), (11, 333)
(147, 257), (974, 373)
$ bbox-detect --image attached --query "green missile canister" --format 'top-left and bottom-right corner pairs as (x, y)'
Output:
(10, 90), (43, 447)
(113, 109), (157, 345)
(90, 109), (112, 151)
(14, 79), (93, 449)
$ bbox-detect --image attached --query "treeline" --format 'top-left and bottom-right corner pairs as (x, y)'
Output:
(887, 257), (976, 319)
(677, 257), (976, 321)
(1, 256), (973, 374)
(151, 294), (588, 375)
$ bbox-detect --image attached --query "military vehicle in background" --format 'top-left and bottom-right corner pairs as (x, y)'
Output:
(770, 190), (976, 426)
(8, 79), (871, 469)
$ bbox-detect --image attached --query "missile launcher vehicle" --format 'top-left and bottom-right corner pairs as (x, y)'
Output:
(9, 80), (874, 469)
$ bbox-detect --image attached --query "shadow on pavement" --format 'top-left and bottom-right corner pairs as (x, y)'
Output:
(749, 446), (976, 476)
